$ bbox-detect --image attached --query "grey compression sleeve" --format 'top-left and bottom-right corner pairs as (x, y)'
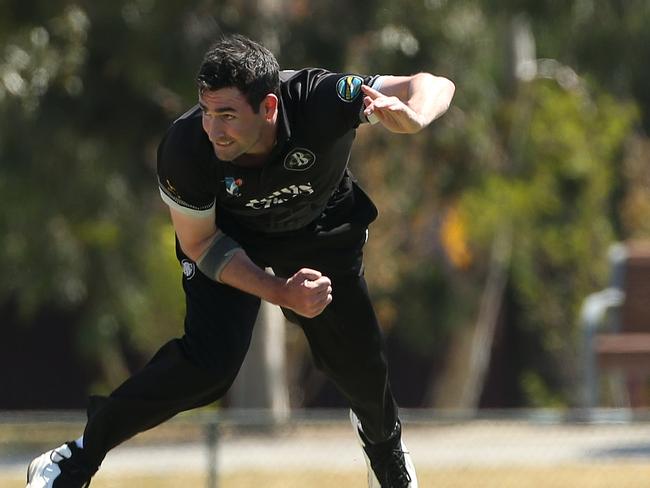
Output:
(196, 232), (242, 283)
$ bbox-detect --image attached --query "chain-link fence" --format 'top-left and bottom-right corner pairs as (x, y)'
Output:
(3, 409), (650, 487)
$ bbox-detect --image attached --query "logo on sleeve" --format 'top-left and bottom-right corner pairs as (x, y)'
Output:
(336, 75), (364, 102)
(181, 259), (196, 280)
(283, 148), (316, 171)
(225, 176), (244, 197)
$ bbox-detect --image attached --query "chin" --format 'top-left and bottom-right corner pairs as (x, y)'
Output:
(213, 147), (240, 162)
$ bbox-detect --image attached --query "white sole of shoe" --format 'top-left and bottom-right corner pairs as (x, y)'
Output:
(26, 458), (36, 485)
(350, 410), (382, 488)
(26, 449), (63, 488)
(402, 440), (418, 488)
(26, 454), (43, 486)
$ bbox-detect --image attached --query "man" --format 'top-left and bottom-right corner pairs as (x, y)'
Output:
(26, 34), (454, 488)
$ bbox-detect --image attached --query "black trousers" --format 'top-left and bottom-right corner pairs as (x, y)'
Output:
(81, 261), (398, 468)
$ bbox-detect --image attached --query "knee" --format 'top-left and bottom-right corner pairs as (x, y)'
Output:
(181, 334), (248, 382)
(322, 355), (389, 396)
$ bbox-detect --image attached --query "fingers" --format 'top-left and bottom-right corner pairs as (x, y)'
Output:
(306, 284), (332, 305)
(295, 268), (330, 290)
(369, 96), (403, 111)
(363, 91), (406, 118)
(313, 284), (333, 302)
(295, 287), (332, 318)
(363, 93), (421, 133)
(285, 268), (334, 318)
(306, 289), (333, 318)
(362, 84), (383, 115)
(362, 85), (404, 111)
(361, 84), (383, 99)
(303, 276), (331, 291)
(296, 267), (322, 281)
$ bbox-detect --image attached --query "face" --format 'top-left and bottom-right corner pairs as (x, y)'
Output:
(199, 87), (271, 162)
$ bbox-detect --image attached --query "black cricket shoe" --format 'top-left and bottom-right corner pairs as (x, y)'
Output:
(350, 410), (418, 488)
(26, 442), (97, 488)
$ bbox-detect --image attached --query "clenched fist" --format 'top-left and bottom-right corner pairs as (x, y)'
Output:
(281, 268), (333, 318)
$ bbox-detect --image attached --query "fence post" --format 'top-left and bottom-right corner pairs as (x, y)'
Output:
(205, 420), (219, 488)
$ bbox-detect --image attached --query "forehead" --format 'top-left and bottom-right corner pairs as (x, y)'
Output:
(199, 87), (251, 111)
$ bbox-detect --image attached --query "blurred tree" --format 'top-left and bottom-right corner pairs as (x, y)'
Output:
(298, 0), (643, 407)
(460, 78), (636, 405)
(2, 0), (648, 410)
(0, 1), (219, 396)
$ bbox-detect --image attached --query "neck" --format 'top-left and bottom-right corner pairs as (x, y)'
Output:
(259, 118), (279, 156)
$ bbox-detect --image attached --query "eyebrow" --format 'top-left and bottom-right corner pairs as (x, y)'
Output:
(198, 102), (237, 114)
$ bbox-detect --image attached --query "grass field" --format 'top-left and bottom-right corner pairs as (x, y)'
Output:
(5, 413), (650, 487)
(5, 465), (650, 488)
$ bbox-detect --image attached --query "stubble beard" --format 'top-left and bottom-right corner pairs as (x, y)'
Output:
(214, 128), (266, 163)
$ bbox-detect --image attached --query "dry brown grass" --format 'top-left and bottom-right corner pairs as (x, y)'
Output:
(4, 465), (650, 488)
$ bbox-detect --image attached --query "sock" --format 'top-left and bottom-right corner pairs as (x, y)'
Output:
(75, 436), (84, 449)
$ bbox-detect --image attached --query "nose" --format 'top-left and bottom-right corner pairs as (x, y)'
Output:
(204, 117), (226, 141)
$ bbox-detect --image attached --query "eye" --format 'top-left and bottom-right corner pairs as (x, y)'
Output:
(222, 114), (236, 121)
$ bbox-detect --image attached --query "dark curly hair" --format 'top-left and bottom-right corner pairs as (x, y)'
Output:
(197, 34), (280, 113)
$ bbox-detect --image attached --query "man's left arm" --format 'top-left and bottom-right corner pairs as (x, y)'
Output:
(362, 73), (455, 134)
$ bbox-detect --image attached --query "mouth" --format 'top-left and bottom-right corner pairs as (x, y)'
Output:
(214, 140), (234, 148)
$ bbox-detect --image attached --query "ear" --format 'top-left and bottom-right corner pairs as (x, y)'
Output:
(261, 94), (278, 120)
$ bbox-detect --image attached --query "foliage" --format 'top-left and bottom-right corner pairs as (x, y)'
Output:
(0, 1), (212, 390)
(2, 0), (650, 407)
(460, 79), (637, 403)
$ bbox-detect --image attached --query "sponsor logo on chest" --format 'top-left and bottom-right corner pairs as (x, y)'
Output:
(245, 182), (314, 210)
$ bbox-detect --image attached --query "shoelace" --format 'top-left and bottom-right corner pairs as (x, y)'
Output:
(367, 444), (412, 488)
(383, 447), (412, 487)
(48, 444), (93, 488)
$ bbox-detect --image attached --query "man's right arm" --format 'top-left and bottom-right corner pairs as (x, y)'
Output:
(168, 207), (332, 318)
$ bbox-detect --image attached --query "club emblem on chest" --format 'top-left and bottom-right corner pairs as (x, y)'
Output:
(283, 148), (316, 171)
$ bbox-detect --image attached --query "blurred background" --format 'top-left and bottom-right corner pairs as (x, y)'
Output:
(2, 0), (650, 486)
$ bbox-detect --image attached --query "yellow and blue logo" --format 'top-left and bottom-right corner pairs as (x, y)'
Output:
(336, 75), (364, 102)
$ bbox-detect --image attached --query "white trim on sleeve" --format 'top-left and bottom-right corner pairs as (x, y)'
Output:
(370, 75), (385, 92)
(159, 187), (216, 218)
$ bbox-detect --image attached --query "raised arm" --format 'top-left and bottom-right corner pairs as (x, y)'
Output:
(168, 207), (332, 318)
(362, 73), (455, 134)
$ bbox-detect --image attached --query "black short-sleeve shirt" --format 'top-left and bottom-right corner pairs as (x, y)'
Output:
(158, 68), (381, 233)
(157, 68), (381, 273)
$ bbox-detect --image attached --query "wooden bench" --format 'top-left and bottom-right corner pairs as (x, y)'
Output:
(582, 241), (650, 408)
